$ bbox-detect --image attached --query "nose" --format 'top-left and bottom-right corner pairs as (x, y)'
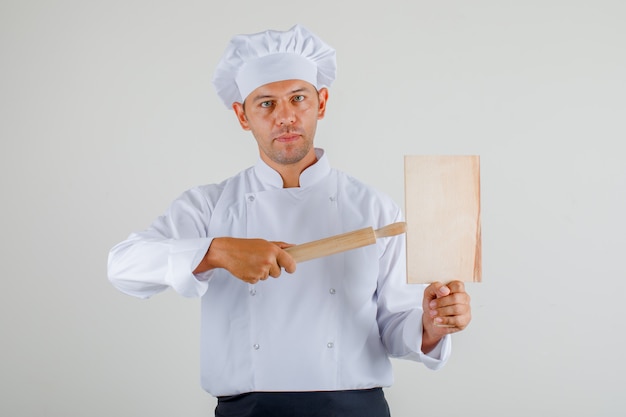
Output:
(275, 103), (295, 126)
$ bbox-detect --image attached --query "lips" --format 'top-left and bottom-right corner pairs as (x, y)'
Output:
(275, 133), (301, 143)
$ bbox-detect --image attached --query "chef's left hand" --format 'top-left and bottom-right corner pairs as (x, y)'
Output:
(421, 280), (471, 353)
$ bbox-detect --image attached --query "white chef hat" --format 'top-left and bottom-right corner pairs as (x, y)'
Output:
(212, 24), (336, 108)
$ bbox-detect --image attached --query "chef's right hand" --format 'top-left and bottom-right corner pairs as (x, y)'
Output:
(193, 237), (296, 284)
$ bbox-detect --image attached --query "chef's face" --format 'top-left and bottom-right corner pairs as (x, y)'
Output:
(233, 79), (328, 168)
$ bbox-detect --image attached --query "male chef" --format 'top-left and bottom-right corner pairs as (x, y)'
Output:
(108, 24), (471, 417)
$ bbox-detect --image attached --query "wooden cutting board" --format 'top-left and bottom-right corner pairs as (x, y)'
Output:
(404, 155), (482, 284)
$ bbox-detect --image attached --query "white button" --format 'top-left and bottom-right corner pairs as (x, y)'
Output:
(253, 344), (260, 350)
(329, 288), (336, 295)
(247, 195), (255, 202)
(327, 342), (334, 349)
(250, 288), (257, 296)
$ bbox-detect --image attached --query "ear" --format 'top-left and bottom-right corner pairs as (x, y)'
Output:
(317, 88), (329, 120)
(232, 102), (250, 130)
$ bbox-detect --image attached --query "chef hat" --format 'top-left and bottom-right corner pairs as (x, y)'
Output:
(212, 24), (336, 108)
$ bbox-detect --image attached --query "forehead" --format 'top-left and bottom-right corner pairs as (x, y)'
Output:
(246, 79), (317, 100)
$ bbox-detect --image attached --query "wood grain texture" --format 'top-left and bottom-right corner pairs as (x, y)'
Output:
(284, 222), (407, 264)
(285, 227), (377, 263)
(404, 155), (481, 284)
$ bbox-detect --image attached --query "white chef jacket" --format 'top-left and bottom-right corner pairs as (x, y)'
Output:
(108, 148), (451, 396)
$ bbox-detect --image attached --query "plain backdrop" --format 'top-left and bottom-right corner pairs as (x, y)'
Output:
(1, 1), (625, 416)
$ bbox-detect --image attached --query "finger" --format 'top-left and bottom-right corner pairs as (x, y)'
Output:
(435, 300), (469, 317)
(272, 241), (295, 249)
(424, 281), (448, 302)
(434, 294), (471, 316)
(276, 250), (297, 274)
(437, 284), (451, 298)
(437, 312), (472, 330)
(447, 280), (466, 294)
(268, 262), (282, 278)
(425, 282), (451, 314)
(434, 318), (456, 328)
(434, 300), (472, 326)
(433, 316), (459, 329)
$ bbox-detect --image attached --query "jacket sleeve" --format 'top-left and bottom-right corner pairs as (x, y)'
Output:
(107, 187), (218, 299)
(375, 210), (452, 370)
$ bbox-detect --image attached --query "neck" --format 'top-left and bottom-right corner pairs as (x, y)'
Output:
(262, 151), (318, 188)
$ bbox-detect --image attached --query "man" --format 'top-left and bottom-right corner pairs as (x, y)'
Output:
(108, 24), (471, 417)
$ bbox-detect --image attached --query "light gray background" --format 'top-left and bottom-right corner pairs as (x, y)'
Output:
(2, 1), (625, 416)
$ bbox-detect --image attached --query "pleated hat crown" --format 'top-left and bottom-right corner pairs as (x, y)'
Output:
(212, 24), (337, 108)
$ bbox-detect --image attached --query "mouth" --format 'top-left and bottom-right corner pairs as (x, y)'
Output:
(274, 132), (301, 143)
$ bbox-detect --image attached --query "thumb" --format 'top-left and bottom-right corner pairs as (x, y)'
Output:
(425, 281), (450, 302)
(277, 249), (297, 274)
(272, 241), (295, 249)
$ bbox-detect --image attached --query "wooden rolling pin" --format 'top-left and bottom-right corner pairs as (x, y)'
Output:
(285, 222), (407, 263)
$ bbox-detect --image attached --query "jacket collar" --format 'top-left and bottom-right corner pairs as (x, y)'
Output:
(253, 148), (330, 189)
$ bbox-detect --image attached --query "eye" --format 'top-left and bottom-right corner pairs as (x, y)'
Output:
(260, 101), (273, 108)
(293, 95), (305, 102)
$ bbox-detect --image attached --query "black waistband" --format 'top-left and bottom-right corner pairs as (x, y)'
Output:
(216, 388), (390, 417)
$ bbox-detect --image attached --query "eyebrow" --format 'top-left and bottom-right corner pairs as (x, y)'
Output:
(249, 87), (309, 103)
